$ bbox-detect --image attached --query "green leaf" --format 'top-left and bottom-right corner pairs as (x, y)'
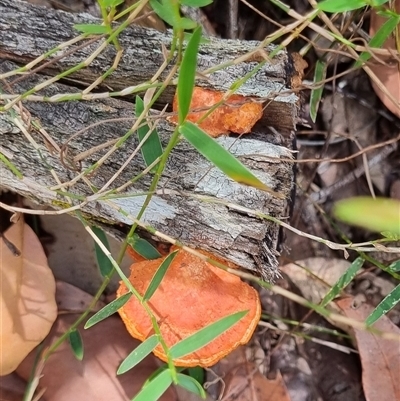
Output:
(0, 152), (23, 179)
(381, 231), (400, 241)
(181, 0), (213, 7)
(74, 24), (109, 34)
(309, 60), (326, 123)
(187, 366), (204, 384)
(176, 373), (206, 398)
(320, 257), (365, 307)
(101, 0), (124, 8)
(69, 329), (84, 361)
(268, 0), (290, 12)
(170, 310), (248, 359)
(177, 26), (202, 124)
(372, 0), (391, 6)
(317, 0), (368, 12)
(135, 96), (163, 171)
(143, 250), (178, 301)
(366, 283), (400, 326)
(127, 235), (162, 260)
(117, 335), (159, 375)
(178, 17), (198, 30)
(180, 122), (284, 198)
(92, 226), (113, 277)
(132, 369), (173, 401)
(84, 293), (132, 329)
(355, 14), (400, 68)
(144, 365), (171, 384)
(183, 32), (210, 44)
(149, 0), (181, 28)
(388, 259), (400, 273)
(334, 197), (400, 235)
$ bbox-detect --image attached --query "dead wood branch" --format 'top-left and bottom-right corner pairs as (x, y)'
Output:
(0, 0), (299, 279)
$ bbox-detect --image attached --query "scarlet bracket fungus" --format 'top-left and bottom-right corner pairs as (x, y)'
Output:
(169, 86), (263, 137)
(117, 249), (261, 367)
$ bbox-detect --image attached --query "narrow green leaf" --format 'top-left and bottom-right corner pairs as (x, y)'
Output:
(372, 0), (391, 6)
(181, 0), (212, 6)
(170, 310), (248, 359)
(135, 96), (163, 171)
(317, 0), (368, 12)
(187, 366), (204, 384)
(179, 17), (198, 30)
(268, 0), (290, 12)
(309, 60), (326, 123)
(355, 15), (400, 68)
(177, 26), (202, 124)
(149, 0), (179, 28)
(101, 0), (124, 8)
(381, 231), (400, 241)
(388, 259), (400, 273)
(127, 235), (162, 260)
(117, 335), (159, 375)
(69, 329), (84, 361)
(183, 32), (210, 44)
(334, 197), (400, 235)
(144, 365), (171, 384)
(84, 293), (132, 329)
(0, 152), (23, 179)
(180, 122), (284, 198)
(366, 283), (400, 326)
(320, 257), (365, 307)
(132, 369), (173, 401)
(176, 373), (206, 398)
(74, 24), (109, 34)
(143, 250), (178, 301)
(92, 226), (113, 277)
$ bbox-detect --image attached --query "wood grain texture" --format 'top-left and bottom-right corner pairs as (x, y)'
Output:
(0, 0), (299, 130)
(0, 0), (299, 280)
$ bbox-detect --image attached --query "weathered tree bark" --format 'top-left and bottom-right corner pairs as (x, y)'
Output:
(0, 0), (298, 280)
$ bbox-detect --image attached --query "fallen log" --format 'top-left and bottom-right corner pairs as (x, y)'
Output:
(0, 0), (299, 280)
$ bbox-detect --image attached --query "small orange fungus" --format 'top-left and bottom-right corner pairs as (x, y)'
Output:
(170, 87), (263, 137)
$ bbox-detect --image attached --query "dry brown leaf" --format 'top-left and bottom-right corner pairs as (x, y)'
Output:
(369, 1), (400, 117)
(0, 373), (27, 401)
(16, 314), (177, 401)
(210, 346), (290, 401)
(36, 211), (132, 294)
(336, 297), (400, 401)
(55, 281), (105, 313)
(169, 87), (263, 137)
(281, 257), (351, 304)
(224, 364), (290, 401)
(0, 219), (57, 375)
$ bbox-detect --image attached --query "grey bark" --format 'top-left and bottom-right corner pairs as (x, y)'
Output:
(0, 0), (298, 280)
(0, 0), (300, 130)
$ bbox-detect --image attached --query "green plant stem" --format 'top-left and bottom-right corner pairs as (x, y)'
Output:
(0, 152), (23, 179)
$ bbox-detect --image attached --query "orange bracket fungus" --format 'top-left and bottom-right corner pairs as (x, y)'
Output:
(169, 86), (263, 137)
(117, 249), (261, 367)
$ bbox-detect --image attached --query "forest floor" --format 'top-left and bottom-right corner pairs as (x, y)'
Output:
(1, 1), (400, 401)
